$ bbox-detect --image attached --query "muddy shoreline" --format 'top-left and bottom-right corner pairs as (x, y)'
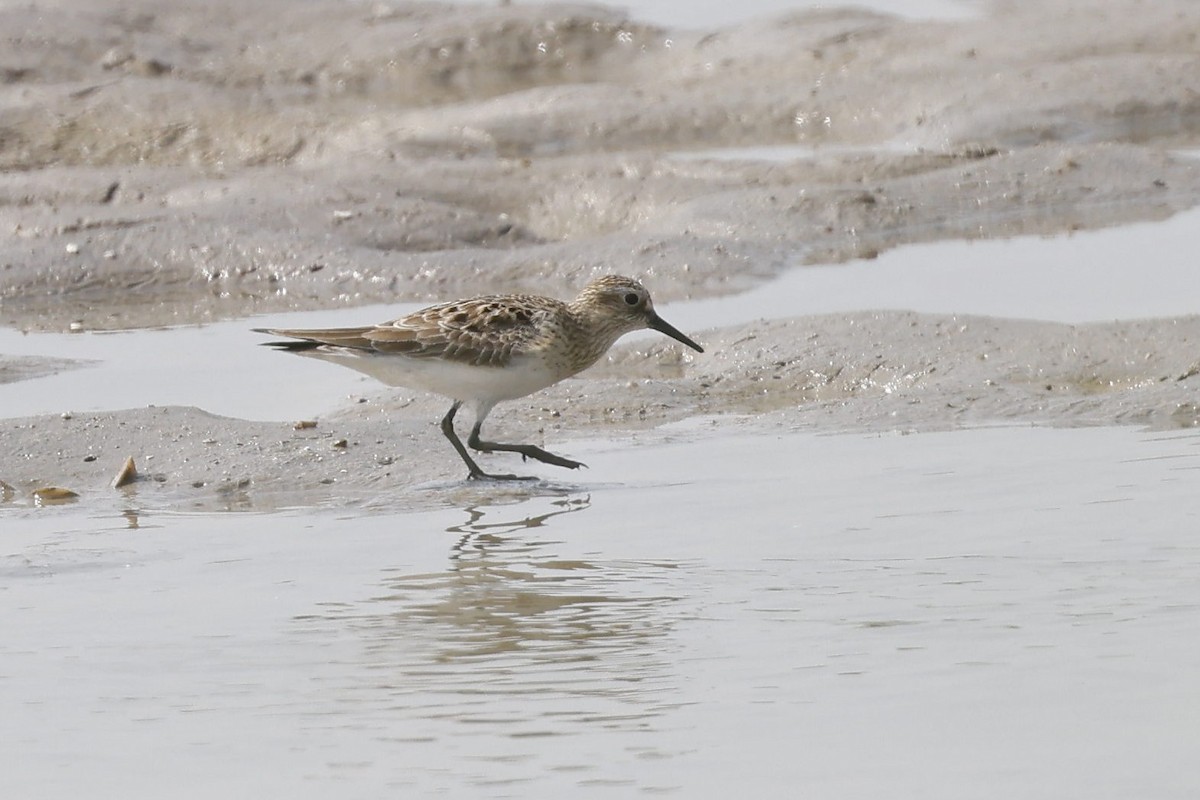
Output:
(3, 0), (1200, 510)
(4, 310), (1198, 510)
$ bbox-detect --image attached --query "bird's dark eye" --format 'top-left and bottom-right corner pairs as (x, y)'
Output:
(623, 292), (640, 306)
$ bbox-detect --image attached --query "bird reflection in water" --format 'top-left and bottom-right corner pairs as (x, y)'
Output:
(349, 495), (685, 732)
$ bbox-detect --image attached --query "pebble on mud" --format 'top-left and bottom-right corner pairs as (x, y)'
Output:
(33, 487), (80, 505)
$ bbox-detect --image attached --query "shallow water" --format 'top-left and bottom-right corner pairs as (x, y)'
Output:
(2, 424), (1198, 797)
(3, 203), (1198, 422)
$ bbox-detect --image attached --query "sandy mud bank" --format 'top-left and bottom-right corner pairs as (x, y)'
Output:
(2, 0), (1200, 330)
(3, 310), (1197, 510)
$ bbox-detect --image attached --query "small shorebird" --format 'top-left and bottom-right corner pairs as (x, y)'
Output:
(255, 275), (703, 481)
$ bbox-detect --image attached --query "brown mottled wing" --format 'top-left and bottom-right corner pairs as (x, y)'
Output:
(256, 295), (555, 367)
(365, 297), (552, 367)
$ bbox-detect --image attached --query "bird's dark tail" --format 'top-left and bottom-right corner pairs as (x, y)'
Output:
(251, 328), (326, 351)
(252, 326), (377, 351)
(261, 340), (325, 351)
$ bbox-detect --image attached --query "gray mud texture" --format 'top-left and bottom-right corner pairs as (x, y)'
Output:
(5, 313), (1199, 510)
(3, 0), (1200, 509)
(3, 0), (1200, 330)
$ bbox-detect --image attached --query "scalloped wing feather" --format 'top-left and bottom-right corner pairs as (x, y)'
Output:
(367, 298), (556, 367)
(260, 296), (560, 368)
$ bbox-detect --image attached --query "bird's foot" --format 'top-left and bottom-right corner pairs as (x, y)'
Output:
(474, 441), (586, 471)
(520, 447), (586, 470)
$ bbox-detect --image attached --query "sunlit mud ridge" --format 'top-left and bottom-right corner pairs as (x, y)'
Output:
(2, 0), (1200, 330)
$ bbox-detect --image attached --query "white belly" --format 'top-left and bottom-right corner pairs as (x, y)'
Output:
(300, 349), (563, 407)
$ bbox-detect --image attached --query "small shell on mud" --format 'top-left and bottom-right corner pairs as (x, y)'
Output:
(112, 456), (138, 489)
(1, 480), (14, 502)
(294, 420), (318, 430)
(33, 487), (80, 506)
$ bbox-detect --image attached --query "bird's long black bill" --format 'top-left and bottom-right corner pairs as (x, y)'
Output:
(648, 314), (704, 353)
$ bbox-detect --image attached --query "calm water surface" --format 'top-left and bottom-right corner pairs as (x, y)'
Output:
(3, 425), (1198, 798)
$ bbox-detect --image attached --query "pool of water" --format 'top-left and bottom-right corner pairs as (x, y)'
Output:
(2, 424), (1197, 797)
(3, 204), (1198, 422)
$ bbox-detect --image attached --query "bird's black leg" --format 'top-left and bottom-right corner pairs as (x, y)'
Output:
(441, 402), (536, 481)
(467, 420), (586, 471)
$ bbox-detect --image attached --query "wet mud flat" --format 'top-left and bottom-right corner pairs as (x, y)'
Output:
(2, 0), (1200, 330)
(2, 0), (1200, 508)
(3, 310), (1199, 510)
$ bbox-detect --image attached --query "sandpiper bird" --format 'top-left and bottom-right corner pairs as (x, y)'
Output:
(254, 275), (704, 481)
